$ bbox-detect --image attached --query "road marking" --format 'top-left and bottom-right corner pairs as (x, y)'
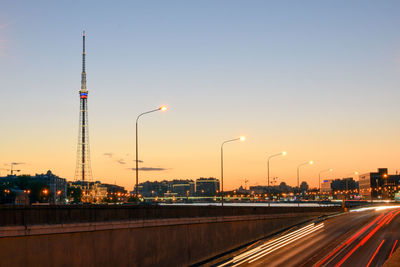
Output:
(366, 239), (385, 267)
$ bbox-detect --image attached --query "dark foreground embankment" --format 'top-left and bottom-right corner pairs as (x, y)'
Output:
(0, 205), (342, 266)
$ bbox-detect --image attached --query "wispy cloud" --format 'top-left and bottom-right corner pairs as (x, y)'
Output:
(130, 167), (168, 171)
(104, 152), (144, 165)
(117, 159), (126, 165)
(11, 162), (25, 165)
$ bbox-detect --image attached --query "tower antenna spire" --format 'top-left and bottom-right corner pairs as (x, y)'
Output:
(81, 31), (86, 90)
(75, 31), (93, 202)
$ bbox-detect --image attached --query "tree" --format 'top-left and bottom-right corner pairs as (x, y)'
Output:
(67, 186), (82, 203)
(279, 182), (289, 192)
(300, 181), (309, 192)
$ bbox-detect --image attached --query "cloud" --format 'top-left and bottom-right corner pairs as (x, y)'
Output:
(103, 153), (114, 158)
(117, 159), (126, 165)
(11, 162), (25, 165)
(130, 167), (168, 171)
(134, 159), (144, 163)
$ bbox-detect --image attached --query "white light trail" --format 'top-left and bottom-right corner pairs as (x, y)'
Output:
(217, 223), (324, 267)
(229, 224), (315, 264)
(350, 205), (400, 212)
(246, 223), (324, 264)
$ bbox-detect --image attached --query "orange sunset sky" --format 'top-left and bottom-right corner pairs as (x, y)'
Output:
(1, 1), (400, 191)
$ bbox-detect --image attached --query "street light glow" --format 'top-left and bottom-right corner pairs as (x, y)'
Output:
(309, 161), (314, 165)
(282, 151), (287, 156)
(240, 136), (246, 141)
(160, 106), (168, 111)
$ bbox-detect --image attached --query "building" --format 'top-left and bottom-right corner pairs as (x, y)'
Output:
(331, 178), (358, 192)
(33, 170), (68, 204)
(171, 180), (195, 197)
(69, 180), (126, 202)
(359, 168), (400, 200)
(135, 180), (170, 197)
(135, 180), (195, 197)
(196, 177), (220, 196)
(321, 179), (332, 194)
(249, 186), (268, 195)
(101, 183), (127, 196)
(0, 171), (67, 204)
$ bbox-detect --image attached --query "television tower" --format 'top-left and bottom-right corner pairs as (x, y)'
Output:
(74, 31), (93, 183)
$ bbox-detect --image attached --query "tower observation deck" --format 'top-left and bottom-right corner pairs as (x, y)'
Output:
(74, 31), (93, 184)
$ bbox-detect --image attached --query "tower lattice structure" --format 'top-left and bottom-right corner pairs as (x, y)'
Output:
(74, 31), (93, 192)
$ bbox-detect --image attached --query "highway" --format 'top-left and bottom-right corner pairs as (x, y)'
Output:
(212, 206), (400, 267)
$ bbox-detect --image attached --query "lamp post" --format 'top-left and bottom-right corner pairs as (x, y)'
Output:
(297, 160), (313, 207)
(221, 136), (246, 206)
(346, 171), (359, 178)
(267, 151), (286, 206)
(135, 106), (167, 197)
(319, 168), (333, 194)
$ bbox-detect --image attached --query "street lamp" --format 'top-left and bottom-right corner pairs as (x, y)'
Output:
(319, 168), (333, 193)
(221, 136), (246, 206)
(135, 106), (167, 197)
(346, 171), (359, 178)
(267, 151), (286, 206)
(297, 160), (313, 207)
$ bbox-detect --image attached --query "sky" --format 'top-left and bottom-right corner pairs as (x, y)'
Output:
(1, 1), (400, 191)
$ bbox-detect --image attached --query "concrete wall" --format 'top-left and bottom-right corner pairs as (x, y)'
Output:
(0, 206), (341, 266)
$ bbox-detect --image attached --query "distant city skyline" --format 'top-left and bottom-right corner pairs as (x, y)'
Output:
(1, 1), (400, 190)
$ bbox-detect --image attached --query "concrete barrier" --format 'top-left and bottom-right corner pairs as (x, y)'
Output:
(0, 205), (341, 266)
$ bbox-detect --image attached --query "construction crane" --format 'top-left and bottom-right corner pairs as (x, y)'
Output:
(1, 168), (21, 175)
(270, 177), (278, 186)
(240, 179), (249, 190)
(2, 163), (22, 175)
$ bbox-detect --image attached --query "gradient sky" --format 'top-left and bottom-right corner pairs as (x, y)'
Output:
(1, 1), (400, 191)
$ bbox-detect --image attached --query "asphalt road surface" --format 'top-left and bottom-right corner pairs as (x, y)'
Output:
(212, 206), (400, 267)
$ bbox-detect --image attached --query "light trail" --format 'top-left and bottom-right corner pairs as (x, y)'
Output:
(375, 205), (400, 211)
(218, 223), (316, 267)
(231, 224), (315, 263)
(335, 211), (394, 267)
(386, 210), (400, 225)
(315, 213), (385, 267)
(246, 223), (325, 264)
(366, 239), (385, 267)
(389, 240), (398, 258)
(222, 223), (324, 266)
(350, 205), (400, 213)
